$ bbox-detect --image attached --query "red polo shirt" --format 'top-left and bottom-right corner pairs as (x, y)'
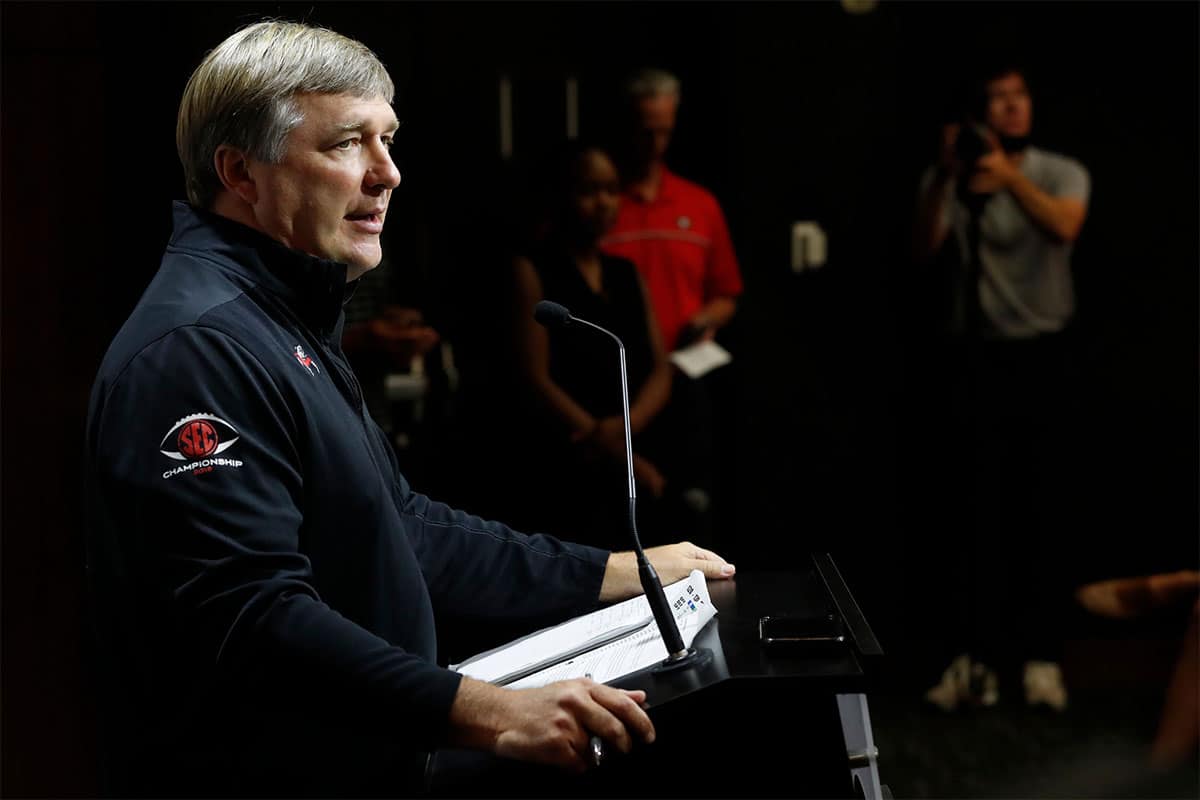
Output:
(600, 167), (743, 350)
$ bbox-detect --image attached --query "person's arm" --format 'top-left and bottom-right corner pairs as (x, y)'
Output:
(398, 466), (734, 618)
(627, 272), (672, 435)
(974, 133), (1088, 243)
(914, 167), (956, 264)
(513, 256), (600, 440)
(1000, 168), (1087, 243)
(688, 297), (738, 341)
(400, 488), (611, 625)
(401, 491), (732, 615)
(913, 123), (961, 264)
(599, 541), (736, 602)
(1076, 570), (1200, 619)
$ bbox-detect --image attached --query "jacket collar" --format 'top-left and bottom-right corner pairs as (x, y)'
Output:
(168, 201), (355, 337)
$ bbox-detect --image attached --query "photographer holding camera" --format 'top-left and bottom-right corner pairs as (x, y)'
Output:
(913, 63), (1091, 713)
(915, 64), (1089, 333)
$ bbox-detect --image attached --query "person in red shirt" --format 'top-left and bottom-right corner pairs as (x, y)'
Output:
(599, 69), (744, 547)
(600, 69), (743, 352)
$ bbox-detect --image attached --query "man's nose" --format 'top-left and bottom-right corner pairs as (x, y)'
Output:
(366, 145), (401, 191)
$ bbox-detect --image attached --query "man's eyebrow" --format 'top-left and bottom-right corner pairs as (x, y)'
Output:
(333, 118), (402, 135)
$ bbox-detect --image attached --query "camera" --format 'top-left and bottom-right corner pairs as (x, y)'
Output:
(955, 119), (993, 167)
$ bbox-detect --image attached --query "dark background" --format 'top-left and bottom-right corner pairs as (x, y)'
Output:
(3, 1), (1196, 796)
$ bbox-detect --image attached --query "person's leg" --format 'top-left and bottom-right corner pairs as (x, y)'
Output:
(912, 338), (965, 676)
(1014, 335), (1074, 709)
(966, 341), (1018, 683)
(927, 341), (997, 709)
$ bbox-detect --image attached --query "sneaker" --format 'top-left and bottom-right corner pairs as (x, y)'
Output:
(1024, 660), (1068, 711)
(925, 654), (999, 710)
(969, 660), (999, 707)
(924, 653), (970, 710)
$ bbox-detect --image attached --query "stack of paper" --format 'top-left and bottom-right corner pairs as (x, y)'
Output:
(452, 570), (716, 689)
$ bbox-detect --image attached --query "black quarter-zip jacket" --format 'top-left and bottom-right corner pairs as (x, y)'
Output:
(85, 202), (609, 795)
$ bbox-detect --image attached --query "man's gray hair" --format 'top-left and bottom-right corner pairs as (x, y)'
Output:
(625, 68), (681, 103)
(177, 20), (395, 208)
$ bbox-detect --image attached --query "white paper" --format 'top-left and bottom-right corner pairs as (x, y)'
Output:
(452, 570), (717, 688)
(669, 341), (732, 378)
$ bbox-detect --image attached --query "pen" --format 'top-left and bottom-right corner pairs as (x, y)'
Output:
(584, 673), (604, 767)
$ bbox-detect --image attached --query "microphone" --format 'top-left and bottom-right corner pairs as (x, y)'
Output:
(534, 299), (703, 669)
(533, 300), (572, 328)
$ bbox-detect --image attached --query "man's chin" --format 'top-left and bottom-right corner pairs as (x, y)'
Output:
(343, 250), (384, 282)
(346, 243), (384, 269)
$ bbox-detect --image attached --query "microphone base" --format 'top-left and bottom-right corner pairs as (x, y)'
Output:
(652, 647), (711, 674)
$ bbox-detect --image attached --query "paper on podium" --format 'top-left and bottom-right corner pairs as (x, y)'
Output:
(669, 340), (731, 379)
(451, 570), (716, 689)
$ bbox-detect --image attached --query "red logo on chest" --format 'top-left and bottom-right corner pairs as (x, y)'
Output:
(294, 345), (319, 375)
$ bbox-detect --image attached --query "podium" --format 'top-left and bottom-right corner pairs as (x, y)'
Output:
(429, 553), (887, 799)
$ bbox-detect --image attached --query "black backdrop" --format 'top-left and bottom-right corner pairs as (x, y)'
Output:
(3, 2), (1197, 796)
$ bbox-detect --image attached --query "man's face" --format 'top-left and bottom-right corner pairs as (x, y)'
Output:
(631, 93), (678, 165)
(247, 92), (401, 280)
(984, 72), (1032, 139)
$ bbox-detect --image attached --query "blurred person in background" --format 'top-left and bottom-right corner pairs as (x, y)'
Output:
(601, 68), (744, 548)
(340, 259), (441, 440)
(913, 61), (1090, 712)
(512, 143), (675, 551)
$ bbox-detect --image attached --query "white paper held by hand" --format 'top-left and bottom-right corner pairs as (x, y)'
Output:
(670, 340), (732, 379)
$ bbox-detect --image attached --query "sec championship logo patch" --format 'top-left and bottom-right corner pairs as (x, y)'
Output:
(159, 413), (244, 480)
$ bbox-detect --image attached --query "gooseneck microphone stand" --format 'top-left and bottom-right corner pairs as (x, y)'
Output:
(534, 300), (705, 670)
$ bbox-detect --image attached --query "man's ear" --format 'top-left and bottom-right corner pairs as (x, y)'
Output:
(213, 145), (258, 205)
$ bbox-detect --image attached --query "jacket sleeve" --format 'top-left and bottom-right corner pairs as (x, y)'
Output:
(90, 325), (462, 746)
(398, 488), (611, 626)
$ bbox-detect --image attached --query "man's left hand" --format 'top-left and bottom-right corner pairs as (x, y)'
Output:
(600, 541), (735, 602)
(968, 131), (1019, 194)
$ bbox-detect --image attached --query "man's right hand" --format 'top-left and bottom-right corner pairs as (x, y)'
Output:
(448, 676), (655, 773)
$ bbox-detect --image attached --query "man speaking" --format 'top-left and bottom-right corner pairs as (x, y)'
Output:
(85, 20), (735, 797)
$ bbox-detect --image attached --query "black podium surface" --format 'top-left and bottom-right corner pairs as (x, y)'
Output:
(429, 554), (886, 799)
(612, 553), (883, 705)
(590, 553), (885, 799)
